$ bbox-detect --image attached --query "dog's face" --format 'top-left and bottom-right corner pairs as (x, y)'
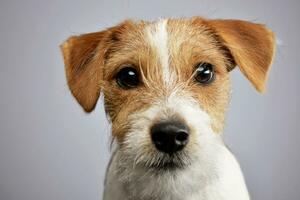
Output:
(61, 17), (275, 171)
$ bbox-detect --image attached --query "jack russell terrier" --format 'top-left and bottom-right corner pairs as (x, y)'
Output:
(61, 16), (275, 200)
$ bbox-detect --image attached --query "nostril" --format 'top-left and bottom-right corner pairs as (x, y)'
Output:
(175, 131), (189, 143)
(151, 131), (164, 145)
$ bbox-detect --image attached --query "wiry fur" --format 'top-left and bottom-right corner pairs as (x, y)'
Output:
(104, 91), (249, 200)
(60, 17), (276, 200)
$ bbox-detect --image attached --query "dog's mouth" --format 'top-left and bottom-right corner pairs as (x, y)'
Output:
(141, 152), (192, 171)
(148, 160), (182, 170)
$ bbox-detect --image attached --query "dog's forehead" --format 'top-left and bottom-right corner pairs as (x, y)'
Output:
(104, 18), (228, 87)
(105, 18), (225, 73)
(138, 19), (225, 83)
(142, 18), (219, 48)
(144, 19), (171, 84)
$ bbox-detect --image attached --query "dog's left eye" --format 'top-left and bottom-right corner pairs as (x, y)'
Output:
(194, 62), (215, 85)
(116, 67), (140, 89)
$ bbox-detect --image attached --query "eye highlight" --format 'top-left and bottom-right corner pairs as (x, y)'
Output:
(194, 62), (215, 85)
(116, 66), (140, 89)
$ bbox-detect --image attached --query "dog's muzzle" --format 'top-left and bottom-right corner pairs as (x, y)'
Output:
(151, 120), (189, 154)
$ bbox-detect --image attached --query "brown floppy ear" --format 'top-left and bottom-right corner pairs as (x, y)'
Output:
(60, 31), (107, 112)
(208, 19), (276, 92)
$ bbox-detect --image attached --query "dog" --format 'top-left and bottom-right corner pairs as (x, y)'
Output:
(61, 16), (275, 200)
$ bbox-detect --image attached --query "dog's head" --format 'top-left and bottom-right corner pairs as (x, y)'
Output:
(61, 17), (275, 171)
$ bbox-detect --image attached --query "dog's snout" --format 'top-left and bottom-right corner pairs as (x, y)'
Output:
(151, 121), (189, 154)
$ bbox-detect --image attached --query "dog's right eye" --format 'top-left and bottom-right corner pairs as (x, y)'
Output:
(116, 67), (140, 89)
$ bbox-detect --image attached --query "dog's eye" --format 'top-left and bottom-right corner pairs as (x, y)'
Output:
(194, 62), (215, 84)
(116, 67), (139, 89)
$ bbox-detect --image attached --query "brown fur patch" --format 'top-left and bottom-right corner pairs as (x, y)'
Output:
(207, 19), (276, 92)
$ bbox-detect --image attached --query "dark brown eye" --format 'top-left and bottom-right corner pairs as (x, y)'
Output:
(194, 62), (215, 84)
(116, 67), (139, 89)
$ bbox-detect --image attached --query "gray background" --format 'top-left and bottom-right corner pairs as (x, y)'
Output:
(0, 0), (299, 199)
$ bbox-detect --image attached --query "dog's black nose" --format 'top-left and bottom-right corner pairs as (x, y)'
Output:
(151, 121), (189, 154)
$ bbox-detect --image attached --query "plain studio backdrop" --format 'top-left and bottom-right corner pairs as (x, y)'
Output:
(0, 0), (299, 199)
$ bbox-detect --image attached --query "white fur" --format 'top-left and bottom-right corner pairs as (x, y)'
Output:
(103, 91), (249, 200)
(104, 145), (249, 200)
(145, 19), (175, 86)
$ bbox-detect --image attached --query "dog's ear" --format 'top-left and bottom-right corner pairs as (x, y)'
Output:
(208, 19), (276, 92)
(60, 31), (108, 112)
